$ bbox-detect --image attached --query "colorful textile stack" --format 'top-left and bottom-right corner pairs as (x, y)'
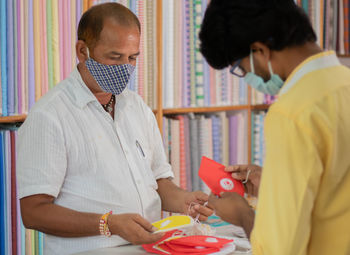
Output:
(0, 127), (44, 255)
(163, 112), (248, 192)
(162, 0), (249, 108)
(251, 90), (277, 105)
(0, 0), (157, 117)
(296, 0), (350, 54)
(251, 111), (266, 167)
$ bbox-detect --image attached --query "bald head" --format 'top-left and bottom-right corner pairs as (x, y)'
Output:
(78, 3), (140, 49)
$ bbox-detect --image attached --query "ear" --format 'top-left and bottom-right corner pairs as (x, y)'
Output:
(250, 42), (271, 61)
(76, 40), (89, 63)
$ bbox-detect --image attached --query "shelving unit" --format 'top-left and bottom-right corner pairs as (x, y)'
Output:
(0, 0), (348, 165)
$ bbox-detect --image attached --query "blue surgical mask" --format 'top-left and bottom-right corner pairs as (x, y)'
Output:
(244, 50), (284, 95)
(85, 48), (135, 95)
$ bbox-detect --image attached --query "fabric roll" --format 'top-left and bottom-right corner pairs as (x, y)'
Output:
(5, 132), (11, 254)
(58, 0), (64, 81)
(189, 114), (200, 191)
(10, 132), (17, 255)
(33, 0), (41, 101)
(15, 0), (24, 115)
(183, 116), (192, 191)
(52, 0), (60, 86)
(7, 0), (14, 115)
(0, 133), (5, 255)
(13, 0), (18, 115)
(46, 0), (54, 89)
(19, 0), (26, 113)
(70, 0), (76, 70)
(28, 0), (35, 109)
(177, 116), (187, 189)
(40, 0), (49, 96)
(137, 0), (145, 99)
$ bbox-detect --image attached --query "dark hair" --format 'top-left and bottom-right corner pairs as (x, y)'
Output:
(78, 3), (140, 48)
(199, 0), (317, 69)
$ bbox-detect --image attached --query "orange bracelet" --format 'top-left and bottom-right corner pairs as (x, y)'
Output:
(99, 211), (112, 237)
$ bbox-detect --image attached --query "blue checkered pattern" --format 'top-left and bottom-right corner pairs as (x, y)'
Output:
(85, 58), (135, 95)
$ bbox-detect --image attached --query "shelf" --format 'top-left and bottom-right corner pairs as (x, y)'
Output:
(0, 115), (27, 123)
(337, 54), (350, 58)
(0, 105), (270, 123)
(251, 104), (271, 110)
(163, 105), (250, 114)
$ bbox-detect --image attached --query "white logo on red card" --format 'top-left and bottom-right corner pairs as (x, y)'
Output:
(205, 237), (218, 243)
(220, 178), (234, 191)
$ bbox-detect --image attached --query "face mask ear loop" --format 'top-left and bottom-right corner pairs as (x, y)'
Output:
(268, 61), (274, 75)
(249, 50), (255, 74)
(86, 47), (90, 59)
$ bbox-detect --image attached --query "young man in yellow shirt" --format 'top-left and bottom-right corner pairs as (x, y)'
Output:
(199, 0), (350, 254)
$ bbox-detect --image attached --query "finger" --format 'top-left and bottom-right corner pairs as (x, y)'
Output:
(197, 214), (210, 221)
(134, 227), (165, 244)
(225, 165), (249, 173)
(133, 214), (157, 233)
(194, 204), (214, 218)
(231, 171), (248, 181)
(193, 191), (209, 202)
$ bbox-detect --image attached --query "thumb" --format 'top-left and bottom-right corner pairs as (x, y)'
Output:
(133, 215), (158, 233)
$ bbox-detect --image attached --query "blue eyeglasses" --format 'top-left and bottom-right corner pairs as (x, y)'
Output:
(229, 59), (244, 78)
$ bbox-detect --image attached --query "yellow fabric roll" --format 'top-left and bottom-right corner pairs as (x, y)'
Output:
(51, 0), (60, 85)
(33, 0), (41, 100)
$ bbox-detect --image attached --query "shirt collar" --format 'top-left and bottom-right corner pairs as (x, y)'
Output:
(69, 66), (97, 108)
(279, 51), (341, 96)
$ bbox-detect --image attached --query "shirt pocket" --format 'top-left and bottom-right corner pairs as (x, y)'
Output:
(135, 140), (158, 190)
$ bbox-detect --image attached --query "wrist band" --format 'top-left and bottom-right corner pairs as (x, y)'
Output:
(99, 211), (112, 237)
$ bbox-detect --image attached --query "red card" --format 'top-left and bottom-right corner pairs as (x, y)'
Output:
(164, 242), (219, 254)
(198, 156), (244, 196)
(142, 230), (181, 254)
(168, 235), (233, 248)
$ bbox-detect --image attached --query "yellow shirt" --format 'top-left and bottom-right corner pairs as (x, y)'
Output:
(251, 51), (350, 255)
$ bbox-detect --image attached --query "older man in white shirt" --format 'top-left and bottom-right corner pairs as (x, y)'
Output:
(17, 3), (212, 255)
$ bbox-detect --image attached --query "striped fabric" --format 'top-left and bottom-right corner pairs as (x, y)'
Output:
(0, 0), (158, 116)
(164, 112), (248, 193)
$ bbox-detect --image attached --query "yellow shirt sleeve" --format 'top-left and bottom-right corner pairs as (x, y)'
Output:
(251, 110), (324, 255)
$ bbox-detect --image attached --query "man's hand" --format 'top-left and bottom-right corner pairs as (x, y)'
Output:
(109, 213), (164, 245)
(183, 191), (214, 221)
(226, 164), (262, 197)
(157, 178), (213, 221)
(208, 192), (255, 237)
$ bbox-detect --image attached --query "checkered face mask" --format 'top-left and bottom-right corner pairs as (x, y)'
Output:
(85, 49), (135, 95)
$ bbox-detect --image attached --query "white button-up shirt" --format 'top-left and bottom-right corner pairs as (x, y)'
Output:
(17, 67), (174, 255)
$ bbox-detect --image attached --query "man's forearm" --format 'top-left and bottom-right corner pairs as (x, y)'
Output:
(21, 195), (101, 237)
(156, 178), (188, 213)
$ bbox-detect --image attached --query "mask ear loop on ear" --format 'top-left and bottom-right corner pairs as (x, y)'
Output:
(268, 61), (274, 75)
(249, 50), (255, 74)
(86, 47), (90, 59)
